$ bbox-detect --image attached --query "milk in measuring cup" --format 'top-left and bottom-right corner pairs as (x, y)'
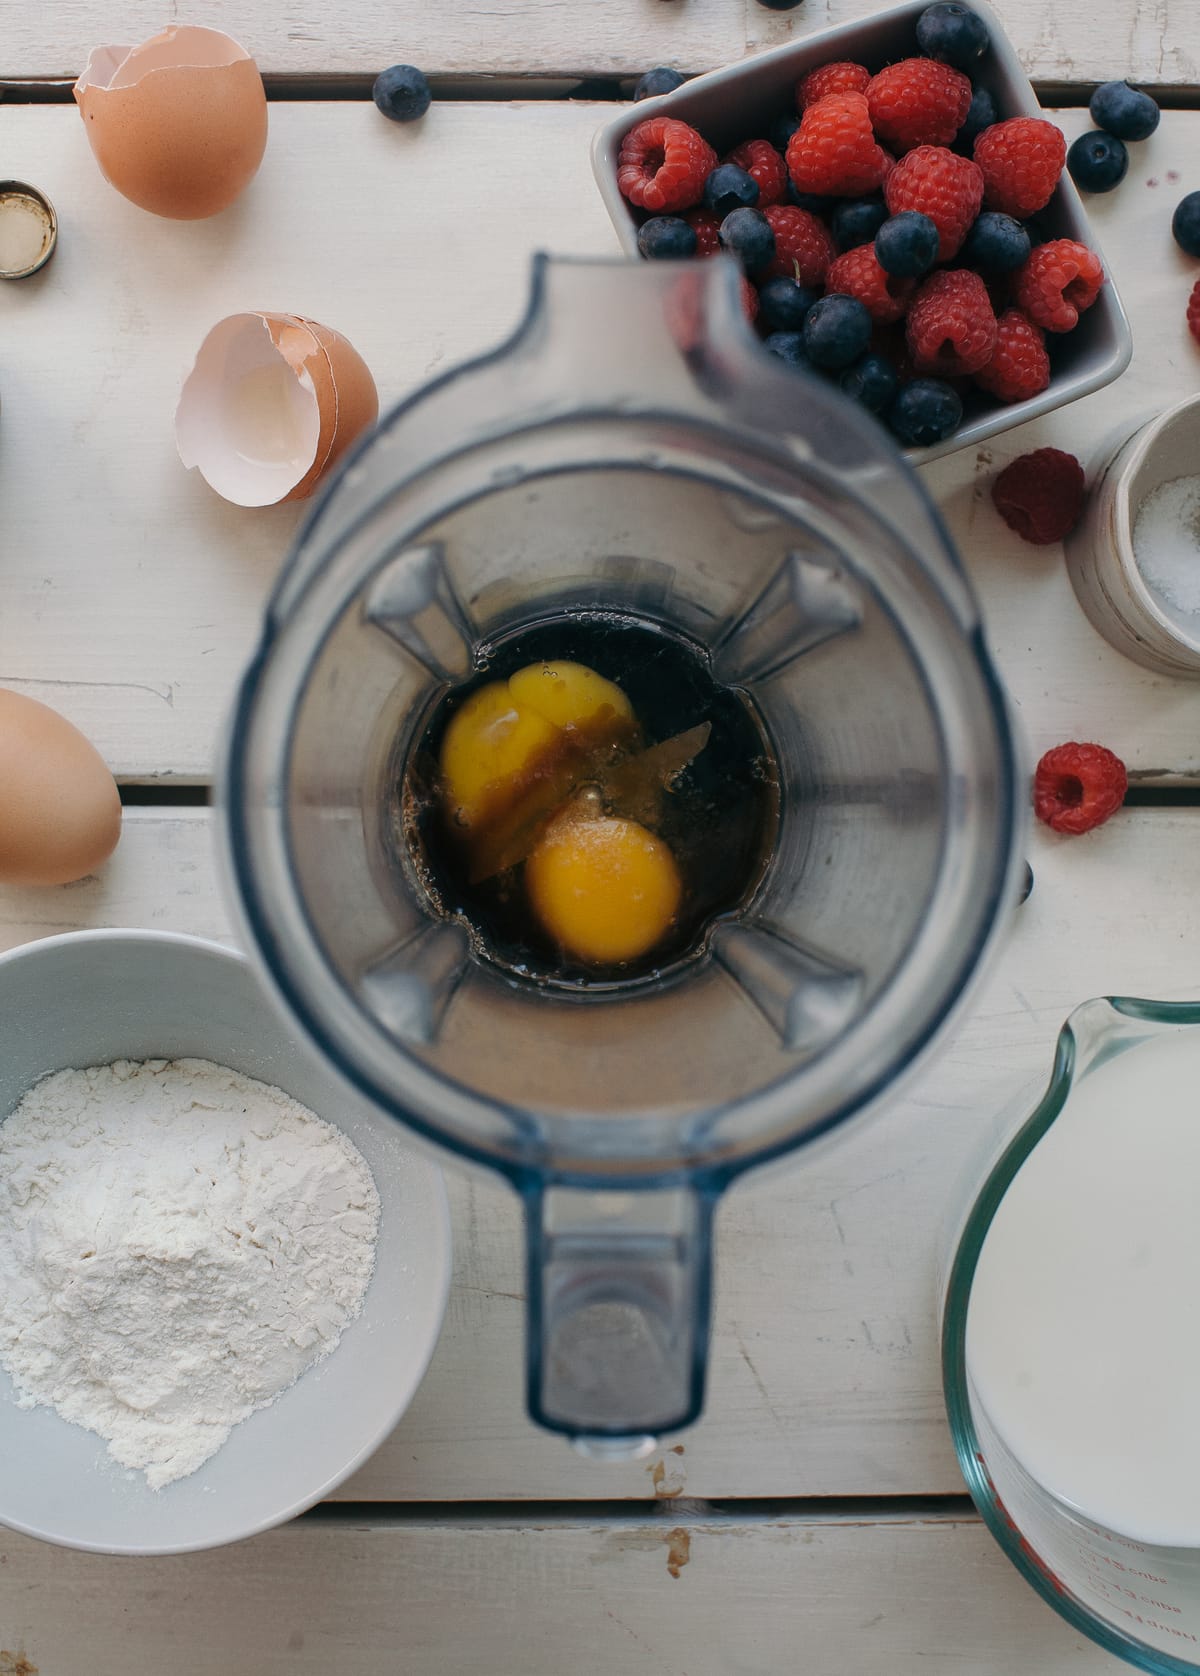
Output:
(969, 1028), (1200, 1543)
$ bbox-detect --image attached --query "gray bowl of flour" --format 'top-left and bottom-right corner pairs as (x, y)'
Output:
(0, 929), (451, 1554)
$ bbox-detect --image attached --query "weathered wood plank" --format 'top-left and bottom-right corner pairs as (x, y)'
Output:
(1, 806), (1195, 1501)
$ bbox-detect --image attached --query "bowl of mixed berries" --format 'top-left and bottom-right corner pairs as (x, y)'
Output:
(592, 0), (1132, 459)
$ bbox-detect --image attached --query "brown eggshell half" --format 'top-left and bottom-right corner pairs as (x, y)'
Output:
(175, 311), (378, 506)
(0, 689), (121, 886)
(73, 26), (267, 220)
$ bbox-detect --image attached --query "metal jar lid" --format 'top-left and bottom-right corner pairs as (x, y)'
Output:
(0, 181), (58, 279)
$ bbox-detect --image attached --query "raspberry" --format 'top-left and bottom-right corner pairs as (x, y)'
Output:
(866, 57), (972, 152)
(992, 447), (1086, 544)
(786, 93), (890, 198)
(1013, 239), (1104, 332)
(1033, 742), (1126, 836)
(974, 308), (1050, 402)
(725, 139), (788, 206)
(684, 207), (722, 256)
(825, 244), (914, 323)
(1188, 276), (1200, 345)
(885, 145), (983, 259)
(974, 117), (1066, 218)
(796, 61), (870, 109)
(617, 116), (717, 213)
(760, 203), (835, 285)
(905, 269), (997, 375)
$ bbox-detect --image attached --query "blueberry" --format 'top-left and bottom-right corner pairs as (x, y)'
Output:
(705, 164), (760, 217)
(832, 195), (888, 251)
(958, 85), (997, 149)
(802, 293), (872, 369)
(915, 2), (990, 69)
(1019, 860), (1034, 905)
(372, 64), (432, 122)
(637, 216), (699, 260)
(840, 352), (900, 414)
(1067, 130), (1129, 193)
(757, 275), (820, 332)
(719, 207), (776, 272)
(754, 0), (805, 10)
(887, 379), (963, 447)
(787, 182), (829, 213)
(960, 211), (1031, 273)
(763, 331), (812, 369)
(633, 67), (685, 101)
(1172, 191), (1200, 257)
(1089, 80), (1161, 142)
(770, 110), (801, 152)
(875, 211), (939, 277)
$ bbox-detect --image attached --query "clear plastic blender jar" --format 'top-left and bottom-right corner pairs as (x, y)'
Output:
(221, 255), (1021, 1448)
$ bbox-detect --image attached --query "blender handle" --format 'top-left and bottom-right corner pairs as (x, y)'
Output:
(524, 1180), (716, 1450)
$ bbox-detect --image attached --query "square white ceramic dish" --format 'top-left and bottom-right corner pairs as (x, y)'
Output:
(591, 0), (1132, 463)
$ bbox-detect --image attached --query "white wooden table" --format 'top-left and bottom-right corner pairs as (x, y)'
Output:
(3, 5), (1199, 1670)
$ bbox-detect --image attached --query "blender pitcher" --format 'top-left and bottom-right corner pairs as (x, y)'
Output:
(221, 255), (1021, 1448)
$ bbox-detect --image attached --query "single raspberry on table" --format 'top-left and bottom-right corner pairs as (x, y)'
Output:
(725, 138), (788, 206)
(1188, 276), (1200, 344)
(825, 245), (914, 323)
(974, 117), (1067, 218)
(885, 145), (983, 260)
(760, 203), (835, 285)
(1014, 239), (1105, 332)
(617, 116), (717, 212)
(786, 92), (890, 197)
(796, 60), (870, 109)
(974, 308), (1051, 402)
(991, 447), (1086, 543)
(1033, 742), (1127, 836)
(685, 207), (722, 256)
(906, 269), (997, 375)
(866, 57), (972, 152)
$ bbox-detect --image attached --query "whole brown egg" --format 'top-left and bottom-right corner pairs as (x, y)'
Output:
(0, 690), (122, 885)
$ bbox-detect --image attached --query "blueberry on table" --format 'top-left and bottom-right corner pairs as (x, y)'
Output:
(887, 378), (963, 447)
(875, 211), (939, 277)
(637, 216), (699, 260)
(1067, 130), (1129, 193)
(915, 2), (990, 69)
(840, 352), (899, 413)
(832, 195), (888, 251)
(958, 86), (997, 149)
(960, 211), (1031, 273)
(1172, 191), (1200, 256)
(373, 64), (432, 122)
(770, 110), (801, 152)
(704, 164), (760, 217)
(757, 275), (819, 331)
(719, 207), (776, 273)
(754, 0), (805, 11)
(1089, 79), (1161, 141)
(633, 67), (685, 101)
(763, 331), (812, 369)
(802, 293), (872, 369)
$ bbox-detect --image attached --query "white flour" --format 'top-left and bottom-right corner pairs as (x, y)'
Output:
(0, 1058), (380, 1489)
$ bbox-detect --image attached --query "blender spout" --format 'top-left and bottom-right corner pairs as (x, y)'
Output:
(525, 1182), (715, 1442)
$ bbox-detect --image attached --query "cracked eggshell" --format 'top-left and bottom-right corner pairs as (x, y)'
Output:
(73, 26), (267, 219)
(0, 689), (121, 886)
(175, 312), (380, 507)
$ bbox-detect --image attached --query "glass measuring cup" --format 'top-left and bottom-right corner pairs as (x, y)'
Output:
(943, 997), (1200, 1672)
(221, 255), (1021, 1447)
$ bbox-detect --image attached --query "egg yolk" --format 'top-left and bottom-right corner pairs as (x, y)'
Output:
(506, 661), (633, 732)
(525, 810), (682, 966)
(438, 661), (634, 831)
(438, 682), (558, 829)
